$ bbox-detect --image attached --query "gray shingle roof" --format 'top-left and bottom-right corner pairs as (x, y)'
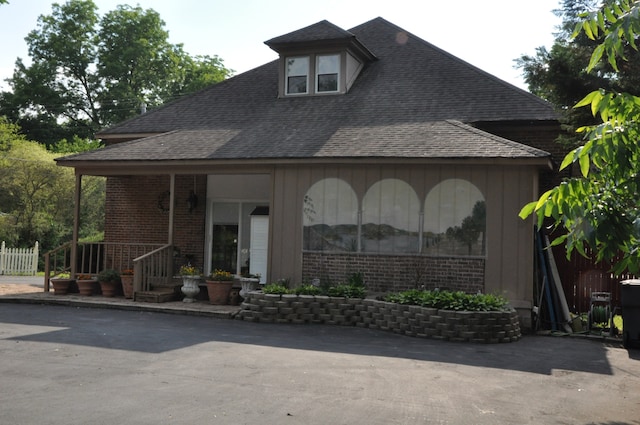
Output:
(59, 120), (548, 161)
(60, 17), (555, 165)
(264, 20), (355, 47)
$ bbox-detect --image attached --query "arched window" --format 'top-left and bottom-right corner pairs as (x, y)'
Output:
(362, 179), (420, 253)
(423, 179), (485, 256)
(303, 178), (358, 251)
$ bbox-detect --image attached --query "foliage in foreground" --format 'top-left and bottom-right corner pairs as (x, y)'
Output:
(383, 289), (510, 312)
(0, 117), (104, 252)
(520, 0), (640, 275)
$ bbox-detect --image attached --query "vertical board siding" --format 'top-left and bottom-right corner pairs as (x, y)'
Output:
(271, 163), (538, 316)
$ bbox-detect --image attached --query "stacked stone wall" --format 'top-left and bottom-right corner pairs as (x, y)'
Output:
(238, 293), (520, 344)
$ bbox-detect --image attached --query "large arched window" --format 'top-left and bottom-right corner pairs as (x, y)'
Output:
(362, 178), (420, 253)
(423, 179), (485, 256)
(303, 178), (358, 251)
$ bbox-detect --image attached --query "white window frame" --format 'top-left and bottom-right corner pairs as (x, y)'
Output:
(285, 56), (309, 95)
(316, 54), (340, 93)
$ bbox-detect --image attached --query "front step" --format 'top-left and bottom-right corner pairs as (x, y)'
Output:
(134, 289), (177, 303)
(134, 280), (182, 303)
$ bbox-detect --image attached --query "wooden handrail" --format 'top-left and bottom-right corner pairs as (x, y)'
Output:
(133, 244), (174, 294)
(43, 242), (73, 291)
(43, 242), (165, 292)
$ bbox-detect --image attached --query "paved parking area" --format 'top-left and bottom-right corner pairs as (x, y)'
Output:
(0, 303), (638, 424)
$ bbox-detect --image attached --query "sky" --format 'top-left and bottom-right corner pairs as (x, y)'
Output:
(0, 0), (562, 92)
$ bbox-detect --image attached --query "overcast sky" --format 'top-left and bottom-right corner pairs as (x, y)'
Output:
(0, 0), (562, 92)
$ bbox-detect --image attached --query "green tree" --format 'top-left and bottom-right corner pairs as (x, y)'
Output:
(520, 0), (640, 274)
(0, 117), (104, 250)
(516, 0), (640, 149)
(0, 0), (232, 146)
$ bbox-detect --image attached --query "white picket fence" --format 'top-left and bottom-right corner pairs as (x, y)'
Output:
(0, 241), (39, 275)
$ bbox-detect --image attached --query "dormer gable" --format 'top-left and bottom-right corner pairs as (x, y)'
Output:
(265, 20), (376, 97)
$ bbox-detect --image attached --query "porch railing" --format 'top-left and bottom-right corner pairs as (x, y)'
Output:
(133, 244), (174, 293)
(44, 242), (165, 291)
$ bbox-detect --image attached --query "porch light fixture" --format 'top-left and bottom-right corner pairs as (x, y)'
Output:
(187, 191), (198, 213)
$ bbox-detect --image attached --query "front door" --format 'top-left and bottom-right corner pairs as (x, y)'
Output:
(208, 202), (268, 277)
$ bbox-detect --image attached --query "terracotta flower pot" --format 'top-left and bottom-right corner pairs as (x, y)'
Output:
(51, 278), (74, 295)
(77, 279), (97, 296)
(99, 280), (119, 297)
(206, 280), (234, 305)
(121, 275), (134, 299)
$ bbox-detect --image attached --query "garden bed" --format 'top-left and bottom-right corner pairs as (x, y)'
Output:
(237, 292), (520, 343)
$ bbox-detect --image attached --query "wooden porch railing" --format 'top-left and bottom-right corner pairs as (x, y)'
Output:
(44, 242), (165, 291)
(132, 244), (174, 293)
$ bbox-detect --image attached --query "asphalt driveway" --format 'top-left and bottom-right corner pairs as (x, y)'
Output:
(0, 303), (638, 424)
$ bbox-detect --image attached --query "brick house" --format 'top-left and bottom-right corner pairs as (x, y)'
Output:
(57, 18), (559, 327)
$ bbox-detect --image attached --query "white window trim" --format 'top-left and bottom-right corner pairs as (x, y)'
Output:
(285, 56), (310, 95)
(315, 54), (340, 94)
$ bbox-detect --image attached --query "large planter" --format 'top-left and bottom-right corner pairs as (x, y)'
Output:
(239, 277), (260, 298)
(206, 280), (233, 305)
(99, 280), (119, 297)
(76, 279), (97, 296)
(181, 276), (201, 303)
(51, 278), (74, 295)
(121, 275), (134, 299)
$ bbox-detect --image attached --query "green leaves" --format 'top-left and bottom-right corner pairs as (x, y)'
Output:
(384, 289), (509, 312)
(1, 0), (232, 144)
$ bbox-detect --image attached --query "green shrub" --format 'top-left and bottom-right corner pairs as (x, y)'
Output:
(97, 268), (120, 283)
(384, 290), (508, 312)
(326, 283), (366, 298)
(262, 283), (290, 294)
(262, 280), (366, 298)
(294, 284), (322, 295)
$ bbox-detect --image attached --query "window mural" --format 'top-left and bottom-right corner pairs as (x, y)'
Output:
(303, 177), (484, 256)
(423, 179), (485, 256)
(361, 179), (420, 253)
(303, 178), (358, 251)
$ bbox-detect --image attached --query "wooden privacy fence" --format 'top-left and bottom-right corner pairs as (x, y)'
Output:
(0, 241), (39, 275)
(551, 244), (634, 313)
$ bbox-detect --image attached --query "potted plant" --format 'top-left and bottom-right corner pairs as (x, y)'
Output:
(206, 269), (234, 305)
(179, 263), (201, 303)
(120, 269), (134, 299)
(76, 274), (97, 296)
(97, 269), (121, 297)
(50, 272), (74, 295)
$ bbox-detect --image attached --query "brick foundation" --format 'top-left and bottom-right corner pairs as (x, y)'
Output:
(302, 252), (485, 293)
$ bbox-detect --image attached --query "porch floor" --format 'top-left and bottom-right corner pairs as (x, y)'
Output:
(0, 287), (240, 319)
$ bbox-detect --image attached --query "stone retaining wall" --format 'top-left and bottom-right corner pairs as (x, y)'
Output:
(237, 292), (521, 343)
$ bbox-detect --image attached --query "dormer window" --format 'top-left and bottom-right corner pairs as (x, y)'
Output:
(285, 54), (340, 95)
(286, 56), (309, 95)
(265, 20), (377, 98)
(317, 54), (339, 93)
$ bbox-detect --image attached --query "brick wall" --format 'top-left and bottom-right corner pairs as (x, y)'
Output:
(104, 174), (207, 270)
(302, 252), (485, 293)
